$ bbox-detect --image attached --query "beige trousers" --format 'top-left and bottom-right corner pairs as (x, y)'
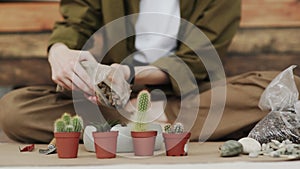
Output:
(1, 71), (299, 143)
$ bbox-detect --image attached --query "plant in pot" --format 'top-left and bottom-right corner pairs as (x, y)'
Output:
(163, 122), (191, 156)
(54, 112), (83, 158)
(131, 90), (157, 156)
(92, 120), (119, 159)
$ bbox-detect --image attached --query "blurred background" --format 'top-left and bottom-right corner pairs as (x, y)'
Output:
(0, 0), (299, 142)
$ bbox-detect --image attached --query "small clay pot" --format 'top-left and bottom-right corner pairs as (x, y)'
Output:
(163, 132), (191, 156)
(131, 131), (157, 156)
(93, 131), (119, 159)
(54, 132), (81, 158)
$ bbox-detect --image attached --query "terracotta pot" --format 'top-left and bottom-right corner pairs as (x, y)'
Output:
(54, 132), (81, 158)
(131, 131), (157, 156)
(92, 131), (119, 159)
(163, 132), (191, 156)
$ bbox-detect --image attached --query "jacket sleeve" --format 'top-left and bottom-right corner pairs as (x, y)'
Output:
(48, 0), (102, 50)
(151, 0), (241, 96)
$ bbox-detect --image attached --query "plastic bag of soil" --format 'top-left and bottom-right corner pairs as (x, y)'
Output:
(248, 65), (300, 144)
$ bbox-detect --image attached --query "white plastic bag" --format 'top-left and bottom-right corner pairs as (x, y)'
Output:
(81, 60), (131, 108)
(258, 65), (298, 111)
(248, 65), (300, 143)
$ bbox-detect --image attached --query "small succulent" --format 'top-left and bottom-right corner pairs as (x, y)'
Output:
(164, 122), (184, 134)
(91, 120), (120, 132)
(164, 124), (172, 133)
(133, 90), (151, 132)
(54, 113), (83, 132)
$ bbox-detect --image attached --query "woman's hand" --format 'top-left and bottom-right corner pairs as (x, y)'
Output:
(86, 63), (131, 107)
(48, 43), (96, 95)
(104, 63), (131, 107)
(85, 62), (170, 108)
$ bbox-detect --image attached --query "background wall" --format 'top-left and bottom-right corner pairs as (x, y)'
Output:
(0, 0), (300, 86)
(226, 0), (300, 76)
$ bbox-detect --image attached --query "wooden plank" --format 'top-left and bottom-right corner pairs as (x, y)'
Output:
(228, 28), (300, 54)
(0, 2), (62, 32)
(1, 28), (299, 59)
(241, 0), (300, 27)
(222, 54), (300, 77)
(1, 0), (300, 32)
(0, 33), (49, 59)
(0, 58), (53, 86)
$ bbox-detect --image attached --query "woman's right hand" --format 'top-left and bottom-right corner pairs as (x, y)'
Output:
(48, 43), (96, 95)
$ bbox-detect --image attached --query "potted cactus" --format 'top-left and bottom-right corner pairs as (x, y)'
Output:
(131, 90), (157, 156)
(163, 122), (191, 156)
(54, 112), (83, 158)
(92, 121), (119, 159)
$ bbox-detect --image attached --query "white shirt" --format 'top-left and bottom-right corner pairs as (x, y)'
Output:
(133, 0), (180, 64)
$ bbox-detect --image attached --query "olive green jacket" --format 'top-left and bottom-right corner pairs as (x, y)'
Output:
(49, 0), (241, 96)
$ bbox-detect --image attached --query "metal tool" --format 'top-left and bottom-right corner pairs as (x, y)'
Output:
(39, 138), (56, 155)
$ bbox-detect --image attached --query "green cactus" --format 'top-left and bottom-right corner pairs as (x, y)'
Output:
(137, 91), (150, 113)
(62, 112), (71, 125)
(54, 113), (83, 133)
(173, 123), (184, 134)
(164, 123), (172, 133)
(134, 90), (151, 132)
(72, 115), (83, 132)
(54, 119), (66, 132)
(164, 122), (184, 134)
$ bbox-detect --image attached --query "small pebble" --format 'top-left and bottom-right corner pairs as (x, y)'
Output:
(286, 144), (294, 153)
(284, 139), (293, 144)
(271, 140), (280, 145)
(238, 137), (261, 154)
(276, 147), (286, 155)
(262, 143), (267, 151)
(270, 151), (280, 157)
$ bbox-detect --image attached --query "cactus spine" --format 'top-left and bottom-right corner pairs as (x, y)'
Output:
(164, 122), (184, 134)
(54, 113), (83, 132)
(134, 90), (151, 132)
(65, 125), (74, 132)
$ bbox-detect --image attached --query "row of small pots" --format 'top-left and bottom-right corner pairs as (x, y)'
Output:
(54, 130), (191, 158)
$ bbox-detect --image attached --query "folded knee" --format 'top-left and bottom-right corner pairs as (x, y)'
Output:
(0, 91), (24, 141)
(0, 90), (48, 143)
